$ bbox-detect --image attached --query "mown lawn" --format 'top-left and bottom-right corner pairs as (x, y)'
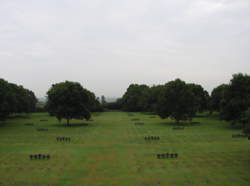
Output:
(0, 112), (249, 186)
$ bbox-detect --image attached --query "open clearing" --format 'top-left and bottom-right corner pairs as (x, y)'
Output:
(0, 112), (249, 186)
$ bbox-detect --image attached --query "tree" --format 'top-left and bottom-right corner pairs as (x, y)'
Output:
(101, 95), (106, 105)
(46, 81), (91, 126)
(104, 98), (122, 110)
(210, 84), (229, 113)
(145, 85), (165, 113)
(220, 73), (250, 122)
(187, 83), (209, 112)
(85, 89), (103, 112)
(0, 79), (13, 120)
(8, 84), (37, 114)
(156, 79), (197, 123)
(0, 78), (37, 120)
(120, 84), (150, 112)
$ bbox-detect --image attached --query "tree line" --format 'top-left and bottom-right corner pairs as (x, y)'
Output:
(0, 78), (37, 120)
(115, 79), (209, 123)
(1, 73), (250, 134)
(108, 73), (250, 134)
(0, 79), (103, 124)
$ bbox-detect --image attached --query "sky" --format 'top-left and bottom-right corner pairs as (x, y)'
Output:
(0, 0), (250, 98)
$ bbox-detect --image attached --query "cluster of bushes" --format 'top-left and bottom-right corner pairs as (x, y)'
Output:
(210, 73), (250, 134)
(0, 78), (37, 120)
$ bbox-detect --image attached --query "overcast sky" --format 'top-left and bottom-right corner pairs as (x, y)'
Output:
(0, 0), (249, 98)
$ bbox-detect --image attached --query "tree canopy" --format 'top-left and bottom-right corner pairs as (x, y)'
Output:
(220, 73), (250, 122)
(210, 84), (229, 113)
(121, 84), (150, 112)
(0, 78), (37, 120)
(156, 79), (197, 123)
(84, 89), (103, 112)
(46, 81), (92, 126)
(209, 73), (250, 133)
(187, 83), (209, 113)
(115, 79), (208, 124)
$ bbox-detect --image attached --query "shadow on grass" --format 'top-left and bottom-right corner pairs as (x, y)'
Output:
(195, 115), (207, 118)
(51, 123), (90, 128)
(189, 121), (201, 125)
(0, 122), (7, 127)
(8, 115), (30, 119)
(140, 112), (156, 115)
(158, 121), (201, 127)
(222, 122), (244, 130)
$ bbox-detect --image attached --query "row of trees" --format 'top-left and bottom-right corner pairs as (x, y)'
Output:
(0, 79), (37, 120)
(117, 79), (209, 123)
(1, 74), (249, 133)
(112, 73), (250, 133)
(0, 79), (103, 125)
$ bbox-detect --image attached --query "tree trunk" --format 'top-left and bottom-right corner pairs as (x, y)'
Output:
(67, 119), (70, 126)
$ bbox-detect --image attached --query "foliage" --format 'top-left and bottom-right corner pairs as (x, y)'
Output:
(187, 83), (209, 112)
(220, 73), (250, 122)
(156, 79), (197, 123)
(118, 81), (209, 119)
(46, 81), (91, 125)
(101, 95), (106, 105)
(210, 84), (229, 113)
(104, 98), (123, 110)
(0, 79), (12, 120)
(139, 85), (165, 112)
(120, 84), (150, 112)
(84, 89), (103, 112)
(0, 78), (37, 120)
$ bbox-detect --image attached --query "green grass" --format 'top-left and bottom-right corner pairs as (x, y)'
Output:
(0, 112), (249, 186)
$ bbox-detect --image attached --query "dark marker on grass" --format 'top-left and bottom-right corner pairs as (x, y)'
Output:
(29, 155), (33, 160)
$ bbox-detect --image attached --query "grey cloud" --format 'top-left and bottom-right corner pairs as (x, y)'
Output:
(0, 0), (249, 97)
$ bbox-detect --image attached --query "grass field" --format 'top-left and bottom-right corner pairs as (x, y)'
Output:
(0, 112), (249, 186)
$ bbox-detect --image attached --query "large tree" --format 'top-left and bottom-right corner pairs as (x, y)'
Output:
(84, 89), (103, 112)
(0, 78), (37, 120)
(46, 81), (91, 126)
(156, 79), (197, 123)
(220, 73), (250, 122)
(187, 83), (209, 112)
(210, 84), (229, 113)
(0, 79), (13, 120)
(121, 84), (150, 112)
